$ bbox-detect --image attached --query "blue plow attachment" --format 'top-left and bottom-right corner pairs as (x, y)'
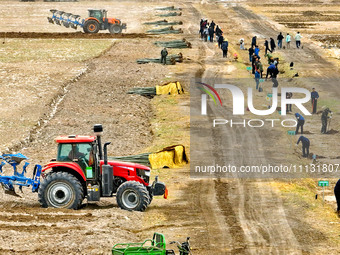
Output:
(47, 9), (84, 30)
(0, 154), (42, 196)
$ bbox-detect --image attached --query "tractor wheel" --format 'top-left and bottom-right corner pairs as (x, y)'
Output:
(148, 192), (153, 205)
(116, 181), (150, 211)
(38, 172), (84, 209)
(83, 20), (100, 34)
(109, 24), (122, 34)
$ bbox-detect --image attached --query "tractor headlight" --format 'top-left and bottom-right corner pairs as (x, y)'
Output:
(136, 168), (150, 183)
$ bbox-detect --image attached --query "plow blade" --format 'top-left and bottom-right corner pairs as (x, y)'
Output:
(47, 17), (54, 24)
(62, 13), (72, 28)
(48, 10), (84, 30)
(1, 183), (21, 197)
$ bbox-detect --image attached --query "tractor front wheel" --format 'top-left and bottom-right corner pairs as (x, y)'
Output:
(83, 20), (100, 34)
(116, 181), (150, 211)
(109, 24), (122, 34)
(38, 172), (84, 209)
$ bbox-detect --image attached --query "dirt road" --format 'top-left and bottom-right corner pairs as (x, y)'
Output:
(186, 1), (338, 254)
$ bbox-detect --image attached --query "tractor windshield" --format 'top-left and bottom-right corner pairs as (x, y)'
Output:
(89, 10), (103, 21)
(57, 143), (93, 170)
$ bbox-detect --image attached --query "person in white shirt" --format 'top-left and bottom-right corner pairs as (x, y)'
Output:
(295, 32), (302, 49)
(286, 33), (291, 49)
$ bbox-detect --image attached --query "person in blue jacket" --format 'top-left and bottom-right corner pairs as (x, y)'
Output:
(295, 113), (305, 134)
(311, 88), (319, 114)
(335, 179), (340, 218)
(254, 45), (260, 57)
(297, 136), (310, 157)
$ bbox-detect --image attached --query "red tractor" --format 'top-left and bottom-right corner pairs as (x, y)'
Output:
(38, 124), (167, 211)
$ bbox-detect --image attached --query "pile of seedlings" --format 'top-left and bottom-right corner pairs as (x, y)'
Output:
(157, 12), (182, 17)
(143, 20), (183, 26)
(109, 153), (151, 166)
(154, 39), (191, 48)
(155, 6), (182, 11)
(128, 81), (184, 97)
(127, 87), (157, 97)
(146, 26), (183, 34)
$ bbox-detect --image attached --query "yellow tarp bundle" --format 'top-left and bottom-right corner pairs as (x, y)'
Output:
(156, 81), (184, 95)
(148, 145), (189, 169)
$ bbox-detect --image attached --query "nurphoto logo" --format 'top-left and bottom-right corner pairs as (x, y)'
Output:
(198, 82), (311, 116)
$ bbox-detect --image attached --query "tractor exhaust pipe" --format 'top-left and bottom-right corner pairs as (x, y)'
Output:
(93, 124), (103, 160)
(103, 142), (111, 165)
(102, 142), (113, 197)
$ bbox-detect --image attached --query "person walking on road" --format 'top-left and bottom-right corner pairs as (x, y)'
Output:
(218, 34), (224, 49)
(277, 32), (284, 49)
(221, 40), (228, 58)
(264, 38), (271, 55)
(160, 48), (168, 65)
(295, 32), (302, 49)
(255, 58), (263, 78)
(251, 54), (257, 74)
(248, 46), (254, 62)
(254, 45), (260, 57)
(286, 33), (291, 49)
(270, 38), (276, 52)
(215, 25), (222, 37)
(335, 179), (340, 218)
(251, 35), (257, 48)
(208, 26), (214, 42)
(203, 27), (209, 42)
(240, 38), (245, 50)
(296, 136), (310, 158)
(321, 108), (332, 134)
(295, 113), (305, 134)
(210, 20), (216, 30)
(255, 69), (261, 91)
(311, 88), (319, 114)
(286, 92), (293, 113)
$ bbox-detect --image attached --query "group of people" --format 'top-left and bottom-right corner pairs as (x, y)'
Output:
(294, 106), (332, 159)
(248, 32), (303, 91)
(249, 42), (280, 91)
(199, 19), (229, 58)
(198, 18), (339, 218)
(246, 32), (302, 55)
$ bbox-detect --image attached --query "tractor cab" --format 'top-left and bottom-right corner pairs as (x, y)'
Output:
(88, 9), (107, 23)
(55, 135), (97, 172)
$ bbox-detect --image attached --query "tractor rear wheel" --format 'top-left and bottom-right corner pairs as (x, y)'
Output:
(109, 24), (122, 34)
(116, 181), (150, 211)
(83, 20), (100, 34)
(38, 172), (84, 209)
